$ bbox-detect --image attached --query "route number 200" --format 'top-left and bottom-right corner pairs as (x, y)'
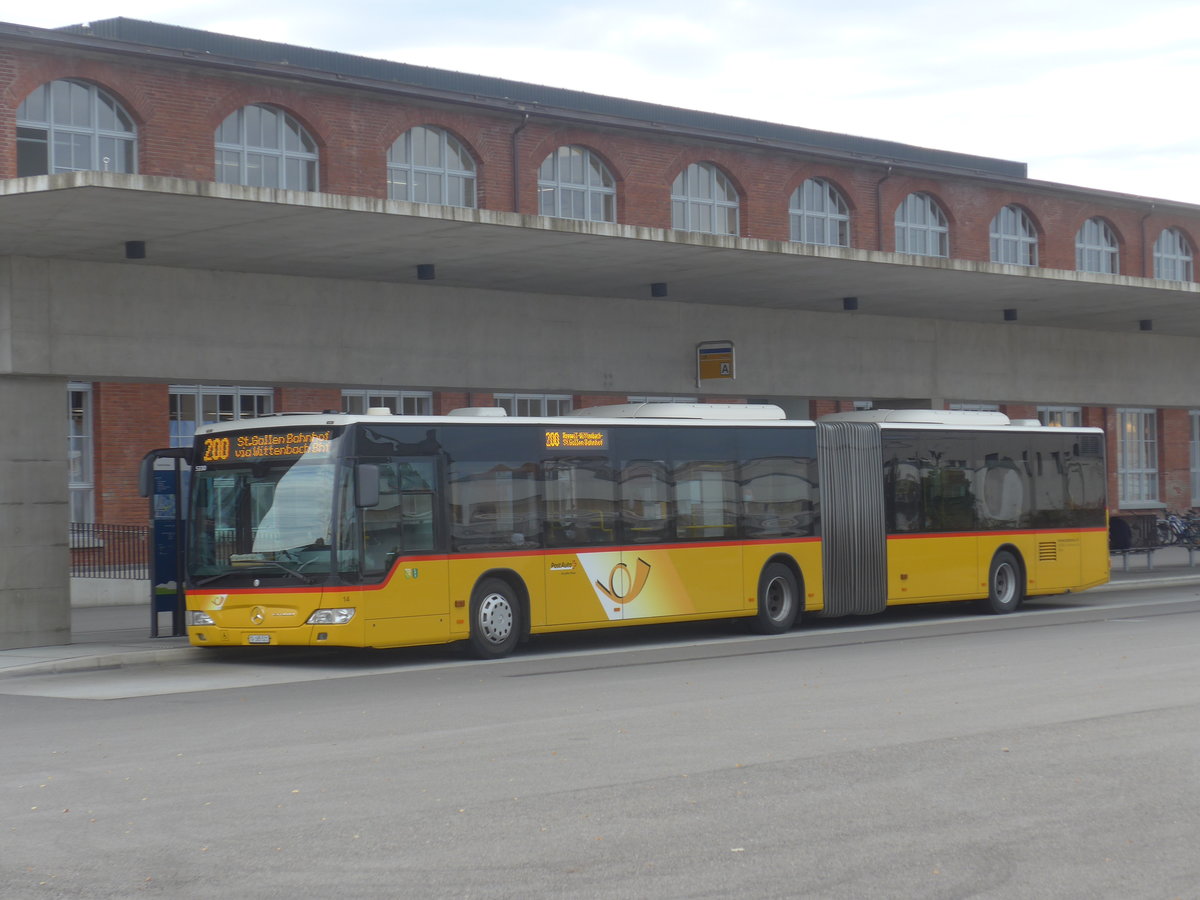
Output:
(202, 437), (231, 462)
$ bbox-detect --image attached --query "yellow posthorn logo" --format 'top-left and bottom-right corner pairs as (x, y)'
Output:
(595, 558), (652, 604)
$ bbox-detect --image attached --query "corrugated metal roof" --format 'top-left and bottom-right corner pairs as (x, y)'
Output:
(57, 17), (1027, 179)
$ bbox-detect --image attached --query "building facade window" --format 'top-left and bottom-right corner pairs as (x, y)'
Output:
(169, 386), (273, 448)
(494, 393), (573, 417)
(627, 396), (697, 403)
(1038, 405), (1082, 427)
(537, 146), (615, 222)
(1075, 218), (1119, 274)
(789, 178), (850, 247)
(671, 162), (739, 235)
(17, 79), (136, 176)
(1153, 228), (1194, 282)
(68, 383), (94, 523)
(342, 390), (433, 416)
(215, 104), (318, 191)
(1116, 408), (1158, 507)
(894, 193), (948, 257)
(989, 205), (1038, 266)
(949, 402), (1000, 412)
(1192, 411), (1200, 507)
(388, 126), (476, 207)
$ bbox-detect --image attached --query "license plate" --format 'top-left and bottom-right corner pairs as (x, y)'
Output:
(247, 634), (271, 644)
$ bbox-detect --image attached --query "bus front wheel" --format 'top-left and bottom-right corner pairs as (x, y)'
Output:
(468, 578), (521, 659)
(980, 550), (1024, 615)
(750, 563), (800, 634)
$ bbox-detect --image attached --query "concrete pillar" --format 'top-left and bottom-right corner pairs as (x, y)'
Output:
(0, 375), (70, 649)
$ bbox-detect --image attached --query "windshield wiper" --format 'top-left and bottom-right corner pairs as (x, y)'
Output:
(194, 560), (315, 586)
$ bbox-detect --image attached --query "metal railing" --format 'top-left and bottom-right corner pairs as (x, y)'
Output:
(70, 523), (150, 579)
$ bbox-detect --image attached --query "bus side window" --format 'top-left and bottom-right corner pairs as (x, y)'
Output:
(741, 456), (816, 538)
(886, 459), (923, 533)
(619, 459), (671, 544)
(674, 460), (738, 540)
(544, 458), (616, 547)
(362, 462), (404, 573)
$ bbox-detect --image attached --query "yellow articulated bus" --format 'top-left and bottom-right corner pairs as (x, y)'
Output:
(164, 403), (1109, 658)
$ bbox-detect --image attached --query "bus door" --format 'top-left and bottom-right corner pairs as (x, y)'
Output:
(543, 455), (621, 625)
(360, 457), (449, 642)
(882, 431), (979, 602)
(664, 458), (742, 617)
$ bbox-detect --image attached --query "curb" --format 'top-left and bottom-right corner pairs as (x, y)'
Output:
(0, 646), (200, 680)
(1098, 574), (1200, 591)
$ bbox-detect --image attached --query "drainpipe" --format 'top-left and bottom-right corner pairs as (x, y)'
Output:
(1140, 203), (1156, 277)
(512, 112), (530, 213)
(875, 166), (893, 251)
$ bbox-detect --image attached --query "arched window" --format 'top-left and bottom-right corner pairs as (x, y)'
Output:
(215, 104), (318, 190)
(17, 80), (135, 176)
(990, 205), (1038, 266)
(537, 146), (615, 222)
(1075, 218), (1119, 274)
(1154, 228), (1194, 282)
(387, 126), (476, 207)
(671, 162), (739, 235)
(789, 178), (849, 246)
(894, 193), (948, 257)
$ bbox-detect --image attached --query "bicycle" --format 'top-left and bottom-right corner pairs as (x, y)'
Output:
(1156, 513), (1200, 546)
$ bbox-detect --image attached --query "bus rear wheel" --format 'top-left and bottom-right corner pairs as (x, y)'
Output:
(750, 563), (800, 634)
(468, 578), (521, 659)
(980, 550), (1023, 615)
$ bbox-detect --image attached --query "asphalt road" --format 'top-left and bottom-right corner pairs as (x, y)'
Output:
(4, 586), (1200, 899)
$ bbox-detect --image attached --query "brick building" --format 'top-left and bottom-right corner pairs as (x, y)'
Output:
(3, 17), (1200, 646)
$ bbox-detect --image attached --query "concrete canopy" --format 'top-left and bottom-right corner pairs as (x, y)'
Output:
(3, 172), (1198, 337)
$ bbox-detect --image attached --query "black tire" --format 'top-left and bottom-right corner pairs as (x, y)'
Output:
(979, 550), (1023, 615)
(749, 563), (800, 634)
(468, 578), (521, 659)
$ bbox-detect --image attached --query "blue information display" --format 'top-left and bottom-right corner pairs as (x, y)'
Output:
(147, 455), (189, 637)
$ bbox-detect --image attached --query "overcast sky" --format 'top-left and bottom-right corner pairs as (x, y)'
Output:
(15, 1), (1200, 204)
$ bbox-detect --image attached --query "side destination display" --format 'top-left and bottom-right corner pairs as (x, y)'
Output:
(544, 429), (608, 452)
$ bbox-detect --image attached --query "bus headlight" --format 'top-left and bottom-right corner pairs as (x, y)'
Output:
(188, 611), (215, 626)
(306, 608), (356, 625)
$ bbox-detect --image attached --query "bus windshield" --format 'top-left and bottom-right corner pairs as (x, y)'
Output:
(189, 459), (338, 584)
(187, 424), (354, 585)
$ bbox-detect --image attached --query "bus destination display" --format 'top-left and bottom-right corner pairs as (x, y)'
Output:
(544, 429), (608, 452)
(201, 430), (335, 464)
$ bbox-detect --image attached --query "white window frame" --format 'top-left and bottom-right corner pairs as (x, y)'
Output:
(494, 393), (573, 417)
(169, 385), (274, 448)
(989, 205), (1038, 266)
(1038, 405), (1082, 427)
(538, 146), (615, 222)
(671, 162), (739, 235)
(789, 178), (850, 247)
(1075, 218), (1119, 274)
(894, 193), (948, 257)
(1116, 408), (1159, 508)
(342, 390), (433, 416)
(1153, 228), (1194, 282)
(215, 104), (318, 191)
(388, 126), (476, 208)
(68, 382), (94, 523)
(17, 79), (136, 176)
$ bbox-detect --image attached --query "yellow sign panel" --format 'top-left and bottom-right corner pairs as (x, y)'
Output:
(697, 341), (735, 382)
